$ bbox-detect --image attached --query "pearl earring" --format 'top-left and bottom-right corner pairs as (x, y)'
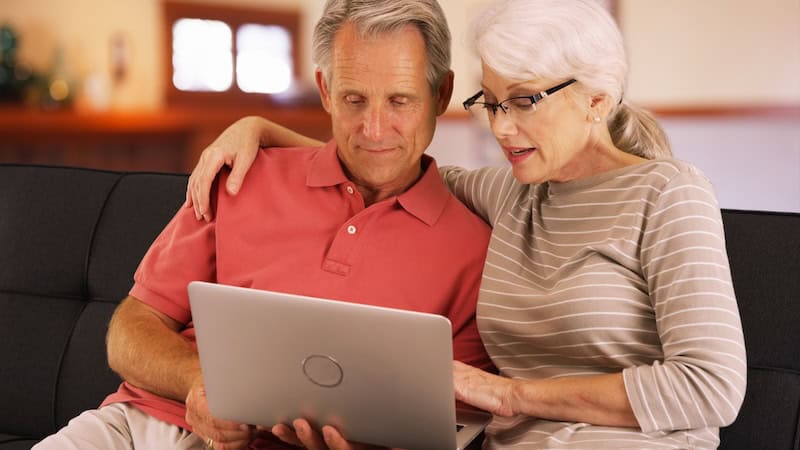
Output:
(593, 116), (601, 123)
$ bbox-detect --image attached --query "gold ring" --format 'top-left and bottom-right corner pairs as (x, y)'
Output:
(206, 437), (214, 448)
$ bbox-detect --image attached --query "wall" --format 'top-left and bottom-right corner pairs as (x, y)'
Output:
(2, 0), (799, 212)
(4, 0), (799, 109)
(621, 0), (800, 107)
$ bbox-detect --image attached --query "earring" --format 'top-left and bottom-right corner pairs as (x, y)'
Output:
(593, 116), (601, 123)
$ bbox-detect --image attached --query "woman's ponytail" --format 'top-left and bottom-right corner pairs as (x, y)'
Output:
(608, 101), (672, 159)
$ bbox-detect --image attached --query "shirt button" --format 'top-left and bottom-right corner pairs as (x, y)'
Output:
(347, 225), (357, 235)
(346, 186), (354, 195)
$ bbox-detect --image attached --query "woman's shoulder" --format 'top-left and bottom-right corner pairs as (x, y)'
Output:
(634, 157), (707, 178)
(630, 158), (721, 216)
(625, 158), (713, 190)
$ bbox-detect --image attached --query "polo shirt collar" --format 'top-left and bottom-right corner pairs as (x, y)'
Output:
(307, 139), (450, 226)
(307, 140), (349, 187)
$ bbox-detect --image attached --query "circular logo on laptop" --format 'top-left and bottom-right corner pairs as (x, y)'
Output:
(302, 354), (344, 387)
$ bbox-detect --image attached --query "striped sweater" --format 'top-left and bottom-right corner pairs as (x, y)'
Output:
(442, 159), (746, 449)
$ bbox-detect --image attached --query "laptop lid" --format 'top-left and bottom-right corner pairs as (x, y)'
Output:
(188, 281), (489, 450)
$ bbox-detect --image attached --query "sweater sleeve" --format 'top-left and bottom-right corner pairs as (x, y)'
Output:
(438, 166), (517, 226)
(623, 167), (747, 433)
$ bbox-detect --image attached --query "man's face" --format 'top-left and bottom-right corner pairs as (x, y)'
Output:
(316, 22), (452, 203)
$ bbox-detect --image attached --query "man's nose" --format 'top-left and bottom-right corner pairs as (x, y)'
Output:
(361, 106), (387, 141)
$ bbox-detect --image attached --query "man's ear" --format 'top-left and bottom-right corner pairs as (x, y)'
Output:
(434, 70), (455, 116)
(315, 69), (332, 113)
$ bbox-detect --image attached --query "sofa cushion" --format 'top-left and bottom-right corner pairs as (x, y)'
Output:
(0, 434), (38, 450)
(718, 210), (800, 450)
(0, 164), (186, 440)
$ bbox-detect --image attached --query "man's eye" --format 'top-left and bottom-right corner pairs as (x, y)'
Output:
(344, 95), (364, 105)
(391, 97), (410, 107)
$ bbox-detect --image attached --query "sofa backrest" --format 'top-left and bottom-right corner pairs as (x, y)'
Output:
(0, 164), (187, 439)
(718, 209), (800, 450)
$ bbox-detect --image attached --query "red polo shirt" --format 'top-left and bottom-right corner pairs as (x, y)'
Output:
(103, 140), (492, 440)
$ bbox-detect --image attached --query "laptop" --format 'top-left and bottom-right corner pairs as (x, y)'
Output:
(188, 281), (491, 450)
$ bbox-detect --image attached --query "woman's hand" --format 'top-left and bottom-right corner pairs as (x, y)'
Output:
(184, 116), (323, 222)
(185, 116), (264, 222)
(453, 360), (516, 417)
(269, 419), (388, 450)
(454, 361), (639, 427)
(185, 378), (254, 449)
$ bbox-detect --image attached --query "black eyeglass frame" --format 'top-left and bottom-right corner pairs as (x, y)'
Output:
(462, 78), (578, 116)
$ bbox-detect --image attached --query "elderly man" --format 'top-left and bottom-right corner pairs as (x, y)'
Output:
(33, 1), (491, 449)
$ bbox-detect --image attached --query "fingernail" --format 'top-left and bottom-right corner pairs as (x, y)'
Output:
(228, 182), (239, 194)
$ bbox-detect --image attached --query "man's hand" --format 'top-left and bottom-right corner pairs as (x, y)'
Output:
(269, 419), (388, 450)
(185, 116), (263, 223)
(185, 377), (254, 450)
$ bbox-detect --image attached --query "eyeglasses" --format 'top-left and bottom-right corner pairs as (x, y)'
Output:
(462, 79), (577, 122)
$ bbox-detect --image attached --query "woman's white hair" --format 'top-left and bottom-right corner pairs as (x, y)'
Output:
(471, 0), (671, 159)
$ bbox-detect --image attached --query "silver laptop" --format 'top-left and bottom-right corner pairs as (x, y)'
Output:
(188, 281), (491, 450)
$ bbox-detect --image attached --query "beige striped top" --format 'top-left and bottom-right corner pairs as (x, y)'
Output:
(442, 159), (746, 449)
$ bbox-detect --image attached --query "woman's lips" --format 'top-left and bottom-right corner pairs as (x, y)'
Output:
(505, 146), (536, 163)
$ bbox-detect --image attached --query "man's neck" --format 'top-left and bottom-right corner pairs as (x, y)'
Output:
(356, 170), (422, 206)
(350, 163), (426, 207)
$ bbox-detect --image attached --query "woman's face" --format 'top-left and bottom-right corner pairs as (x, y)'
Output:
(480, 63), (596, 184)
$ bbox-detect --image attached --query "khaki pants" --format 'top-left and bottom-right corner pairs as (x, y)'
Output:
(32, 403), (205, 450)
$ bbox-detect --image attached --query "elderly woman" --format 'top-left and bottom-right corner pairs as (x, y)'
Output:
(186, 0), (745, 448)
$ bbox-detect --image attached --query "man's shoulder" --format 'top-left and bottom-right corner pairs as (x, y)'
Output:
(237, 145), (323, 181)
(255, 145), (321, 167)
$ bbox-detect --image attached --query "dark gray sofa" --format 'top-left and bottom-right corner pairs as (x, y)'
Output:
(0, 163), (798, 449)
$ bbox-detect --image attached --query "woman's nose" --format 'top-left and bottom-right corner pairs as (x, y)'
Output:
(490, 110), (518, 138)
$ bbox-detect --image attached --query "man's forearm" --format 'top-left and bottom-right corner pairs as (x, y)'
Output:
(107, 296), (201, 402)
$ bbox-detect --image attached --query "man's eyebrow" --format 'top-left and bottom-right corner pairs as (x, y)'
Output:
(336, 87), (420, 100)
(389, 89), (420, 99)
(339, 88), (364, 96)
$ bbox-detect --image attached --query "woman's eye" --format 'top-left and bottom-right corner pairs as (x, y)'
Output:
(509, 98), (534, 111)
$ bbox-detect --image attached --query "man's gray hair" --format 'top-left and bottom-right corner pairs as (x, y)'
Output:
(312, 0), (451, 92)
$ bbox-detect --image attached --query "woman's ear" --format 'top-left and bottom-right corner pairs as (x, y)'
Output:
(587, 93), (611, 122)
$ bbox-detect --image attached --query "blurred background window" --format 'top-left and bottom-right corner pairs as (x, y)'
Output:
(163, 1), (300, 107)
(172, 19), (233, 92)
(236, 24), (292, 94)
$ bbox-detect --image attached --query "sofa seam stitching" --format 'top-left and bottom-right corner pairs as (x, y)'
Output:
(48, 172), (125, 432)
